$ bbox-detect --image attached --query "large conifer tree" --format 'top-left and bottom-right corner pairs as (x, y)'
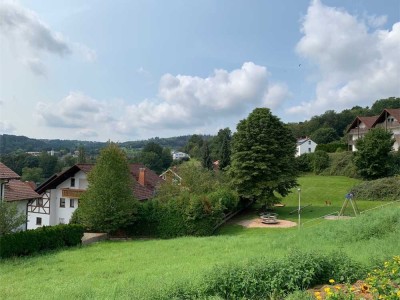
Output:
(230, 108), (298, 205)
(79, 143), (137, 233)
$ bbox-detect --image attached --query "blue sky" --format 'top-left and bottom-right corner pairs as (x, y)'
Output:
(0, 0), (399, 141)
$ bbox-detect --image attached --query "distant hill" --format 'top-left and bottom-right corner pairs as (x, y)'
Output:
(0, 134), (197, 155)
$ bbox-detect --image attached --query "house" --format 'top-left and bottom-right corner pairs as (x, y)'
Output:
(172, 151), (190, 160)
(30, 163), (162, 229)
(160, 168), (182, 185)
(347, 109), (400, 151)
(296, 137), (317, 157)
(0, 162), (41, 231)
(346, 116), (378, 151)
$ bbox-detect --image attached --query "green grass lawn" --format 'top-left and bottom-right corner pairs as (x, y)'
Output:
(1, 175), (399, 300)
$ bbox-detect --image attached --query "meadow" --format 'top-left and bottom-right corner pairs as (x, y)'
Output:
(1, 175), (399, 299)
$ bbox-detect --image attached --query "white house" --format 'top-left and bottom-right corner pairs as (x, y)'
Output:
(347, 109), (400, 151)
(296, 138), (317, 157)
(0, 162), (41, 231)
(30, 163), (162, 229)
(172, 151), (190, 160)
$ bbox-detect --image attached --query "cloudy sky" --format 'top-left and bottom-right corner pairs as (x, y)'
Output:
(0, 0), (399, 141)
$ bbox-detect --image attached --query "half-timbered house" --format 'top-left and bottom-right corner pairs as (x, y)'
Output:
(31, 163), (162, 229)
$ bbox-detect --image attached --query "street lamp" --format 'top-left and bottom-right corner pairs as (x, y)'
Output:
(297, 188), (301, 229)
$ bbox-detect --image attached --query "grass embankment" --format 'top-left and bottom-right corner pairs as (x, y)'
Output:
(1, 176), (398, 299)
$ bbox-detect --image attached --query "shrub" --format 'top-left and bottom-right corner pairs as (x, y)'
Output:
(313, 150), (330, 174)
(296, 153), (314, 173)
(350, 177), (400, 201)
(203, 251), (365, 299)
(0, 224), (84, 258)
(316, 142), (347, 153)
(321, 152), (358, 178)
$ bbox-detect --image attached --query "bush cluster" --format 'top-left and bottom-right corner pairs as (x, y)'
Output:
(315, 142), (347, 153)
(131, 188), (239, 238)
(321, 152), (358, 178)
(350, 177), (400, 201)
(157, 251), (365, 300)
(0, 224), (84, 258)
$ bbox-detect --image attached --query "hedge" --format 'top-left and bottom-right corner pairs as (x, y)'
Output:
(0, 224), (84, 259)
(128, 189), (239, 238)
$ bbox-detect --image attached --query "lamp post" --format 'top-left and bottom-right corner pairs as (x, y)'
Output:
(297, 188), (301, 229)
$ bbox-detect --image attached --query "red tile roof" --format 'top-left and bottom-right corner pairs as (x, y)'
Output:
(36, 163), (163, 201)
(0, 163), (20, 180)
(5, 180), (41, 202)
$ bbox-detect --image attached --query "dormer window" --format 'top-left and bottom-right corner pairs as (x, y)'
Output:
(71, 178), (75, 187)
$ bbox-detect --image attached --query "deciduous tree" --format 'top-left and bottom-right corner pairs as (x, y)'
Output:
(354, 128), (395, 180)
(79, 143), (137, 233)
(0, 202), (26, 236)
(230, 108), (298, 205)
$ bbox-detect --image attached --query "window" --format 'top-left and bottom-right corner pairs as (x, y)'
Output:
(36, 217), (42, 225)
(37, 199), (43, 207)
(70, 199), (75, 208)
(308, 148), (311, 153)
(71, 178), (75, 187)
(60, 198), (65, 208)
(308, 141), (311, 145)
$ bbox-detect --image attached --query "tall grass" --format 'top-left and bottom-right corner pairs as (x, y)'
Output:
(1, 204), (399, 299)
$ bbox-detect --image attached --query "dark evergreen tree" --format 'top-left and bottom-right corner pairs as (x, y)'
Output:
(79, 143), (137, 233)
(230, 108), (298, 205)
(202, 141), (213, 170)
(219, 135), (231, 169)
(353, 128), (395, 180)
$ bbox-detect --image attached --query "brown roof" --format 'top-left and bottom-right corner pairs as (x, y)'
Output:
(36, 163), (163, 201)
(0, 162), (20, 180)
(372, 108), (400, 126)
(4, 180), (41, 202)
(346, 116), (378, 132)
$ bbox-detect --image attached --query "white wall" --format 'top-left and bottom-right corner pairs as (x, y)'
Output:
(296, 140), (317, 156)
(52, 170), (87, 225)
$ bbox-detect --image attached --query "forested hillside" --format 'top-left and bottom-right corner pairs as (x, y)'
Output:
(1, 97), (398, 155)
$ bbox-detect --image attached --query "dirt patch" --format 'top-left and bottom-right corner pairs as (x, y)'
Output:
(238, 218), (297, 228)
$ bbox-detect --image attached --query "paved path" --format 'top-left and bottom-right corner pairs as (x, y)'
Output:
(82, 232), (108, 245)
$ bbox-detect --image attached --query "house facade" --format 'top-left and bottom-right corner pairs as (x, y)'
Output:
(172, 151), (190, 160)
(296, 138), (317, 157)
(0, 162), (41, 231)
(31, 163), (162, 230)
(347, 109), (400, 151)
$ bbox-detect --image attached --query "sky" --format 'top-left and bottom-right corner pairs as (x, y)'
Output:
(0, 0), (399, 142)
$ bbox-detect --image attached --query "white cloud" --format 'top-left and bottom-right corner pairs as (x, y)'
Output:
(35, 63), (291, 139)
(36, 92), (113, 131)
(74, 43), (97, 62)
(0, 0), (96, 74)
(263, 83), (292, 109)
(116, 62), (278, 134)
(289, 0), (400, 116)
(0, 121), (16, 134)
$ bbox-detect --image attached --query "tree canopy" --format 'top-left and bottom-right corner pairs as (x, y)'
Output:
(79, 143), (137, 233)
(353, 128), (395, 180)
(0, 202), (26, 236)
(230, 108), (298, 205)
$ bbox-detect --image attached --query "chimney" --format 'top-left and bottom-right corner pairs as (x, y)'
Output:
(138, 168), (146, 186)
